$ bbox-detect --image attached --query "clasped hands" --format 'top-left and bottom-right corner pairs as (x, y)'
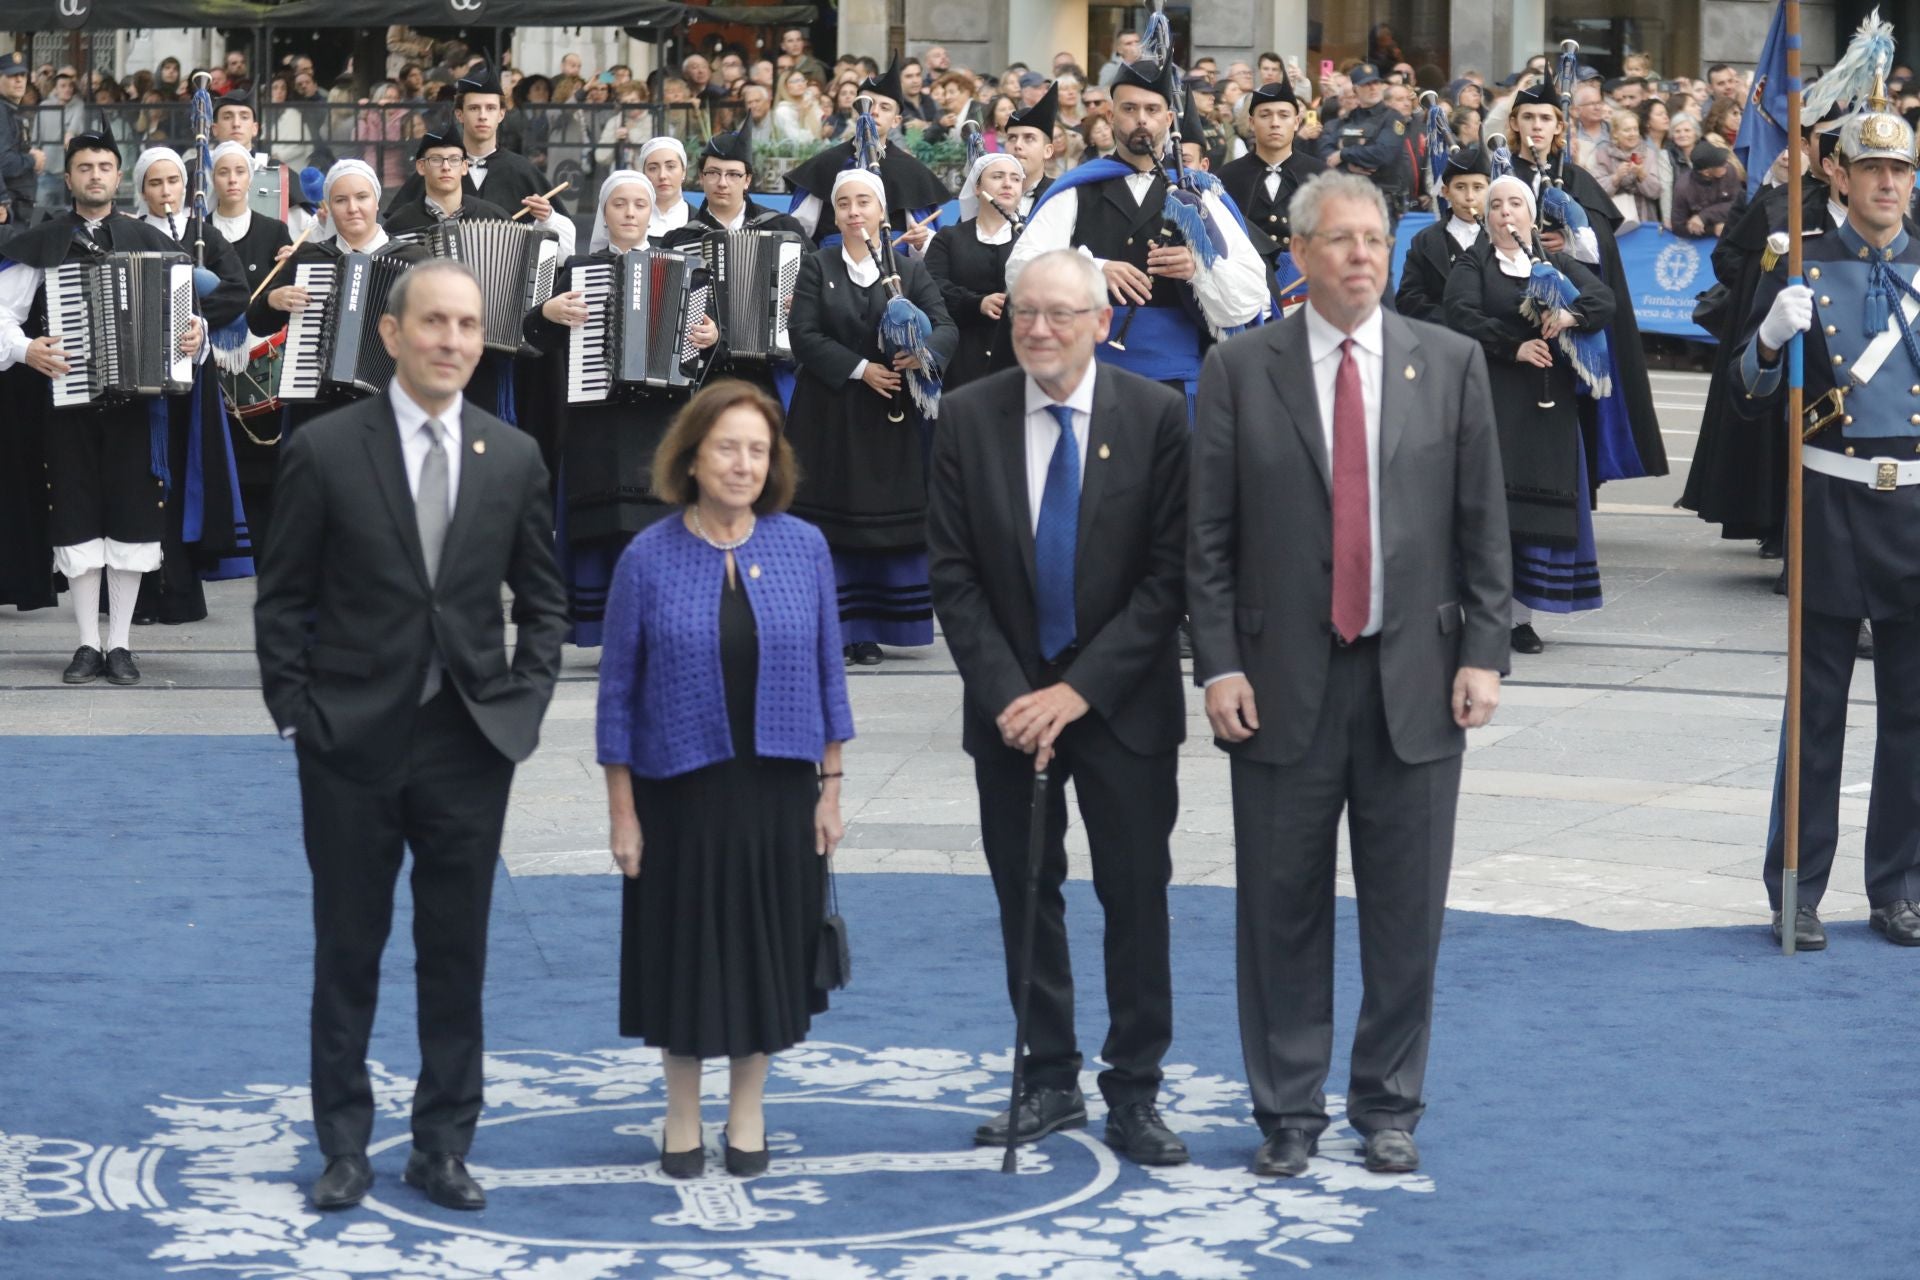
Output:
(860, 351), (923, 397)
(998, 682), (1090, 772)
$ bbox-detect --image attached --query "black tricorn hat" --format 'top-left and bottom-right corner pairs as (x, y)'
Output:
(66, 129), (119, 163)
(699, 128), (754, 170)
(212, 89), (255, 117)
(1442, 142), (1491, 180)
(859, 55), (905, 108)
(1112, 54), (1178, 104)
(1247, 79), (1301, 112)
(1007, 79), (1058, 137)
(414, 130), (467, 160)
(1510, 80), (1561, 112)
(454, 71), (503, 103)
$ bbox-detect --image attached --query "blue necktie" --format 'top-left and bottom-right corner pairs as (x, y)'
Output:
(1035, 404), (1080, 662)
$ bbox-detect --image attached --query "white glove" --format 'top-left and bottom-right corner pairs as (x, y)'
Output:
(1759, 284), (1815, 352)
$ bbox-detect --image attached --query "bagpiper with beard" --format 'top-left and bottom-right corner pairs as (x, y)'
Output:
(660, 130), (807, 405)
(1733, 66), (1920, 954)
(0, 133), (208, 685)
(1394, 141), (1490, 322)
(783, 56), (953, 254)
(1217, 79), (1326, 309)
(1005, 28), (1265, 413)
(1505, 76), (1668, 491)
(1001, 80), (1060, 217)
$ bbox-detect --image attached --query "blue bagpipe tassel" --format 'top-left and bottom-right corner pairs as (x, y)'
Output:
(1522, 261), (1612, 398)
(1163, 187), (1227, 269)
(1540, 185), (1589, 233)
(880, 294), (941, 418)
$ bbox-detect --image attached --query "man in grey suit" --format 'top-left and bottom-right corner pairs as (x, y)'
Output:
(1189, 172), (1511, 1178)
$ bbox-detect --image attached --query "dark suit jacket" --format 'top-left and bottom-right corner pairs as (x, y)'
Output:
(929, 364), (1189, 758)
(254, 391), (569, 781)
(1188, 306), (1511, 767)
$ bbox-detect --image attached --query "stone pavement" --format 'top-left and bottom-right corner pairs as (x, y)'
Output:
(0, 372), (1880, 933)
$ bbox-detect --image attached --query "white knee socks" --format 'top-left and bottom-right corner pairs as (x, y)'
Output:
(105, 567), (141, 652)
(69, 568), (102, 651)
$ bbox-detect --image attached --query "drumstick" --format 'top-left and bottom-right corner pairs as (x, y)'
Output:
(248, 218), (318, 304)
(511, 182), (571, 220)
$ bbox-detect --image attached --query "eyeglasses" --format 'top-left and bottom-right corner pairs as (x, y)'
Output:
(703, 169), (748, 183)
(1303, 230), (1390, 254)
(420, 155), (466, 169)
(1010, 305), (1099, 329)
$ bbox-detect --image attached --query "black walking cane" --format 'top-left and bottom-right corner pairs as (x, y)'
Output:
(1002, 764), (1050, 1174)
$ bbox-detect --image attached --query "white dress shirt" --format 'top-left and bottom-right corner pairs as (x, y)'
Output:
(1304, 301), (1384, 637)
(1446, 216), (1483, 252)
(648, 198), (691, 239)
(974, 218), (1014, 247)
(711, 204), (747, 232)
(212, 207), (252, 244)
(840, 247), (881, 382)
(1022, 359), (1097, 533)
(1005, 168), (1268, 332)
(468, 146), (577, 257)
(390, 379), (463, 517)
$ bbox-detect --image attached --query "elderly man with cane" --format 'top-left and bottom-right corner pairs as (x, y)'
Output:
(928, 248), (1191, 1166)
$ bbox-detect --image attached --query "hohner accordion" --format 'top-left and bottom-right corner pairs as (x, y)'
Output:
(47, 251), (196, 408)
(699, 228), (803, 361)
(418, 220), (559, 355)
(276, 251), (410, 402)
(568, 248), (711, 404)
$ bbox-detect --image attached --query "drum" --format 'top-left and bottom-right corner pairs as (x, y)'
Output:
(220, 332), (286, 442)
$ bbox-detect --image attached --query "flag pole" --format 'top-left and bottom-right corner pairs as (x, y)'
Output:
(1782, 0), (1805, 956)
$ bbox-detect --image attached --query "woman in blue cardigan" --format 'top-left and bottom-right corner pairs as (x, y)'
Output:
(597, 380), (856, 1181)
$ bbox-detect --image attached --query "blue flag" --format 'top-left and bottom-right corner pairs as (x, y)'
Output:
(1733, 0), (1792, 199)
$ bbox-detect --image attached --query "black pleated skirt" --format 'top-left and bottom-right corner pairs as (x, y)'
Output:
(619, 756), (828, 1058)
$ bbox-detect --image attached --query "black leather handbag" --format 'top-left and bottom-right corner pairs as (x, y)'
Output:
(813, 855), (850, 991)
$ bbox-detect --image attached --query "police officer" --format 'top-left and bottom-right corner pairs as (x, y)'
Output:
(1735, 93), (1920, 952)
(0, 54), (45, 223)
(1184, 76), (1233, 170)
(1216, 79), (1324, 308)
(1324, 64), (1411, 223)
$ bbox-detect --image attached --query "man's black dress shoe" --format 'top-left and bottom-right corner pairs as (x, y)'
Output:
(62, 645), (104, 684)
(105, 648), (140, 685)
(1859, 620), (1875, 660)
(851, 641), (883, 666)
(1104, 1101), (1190, 1166)
(1510, 624), (1544, 655)
(404, 1150), (486, 1210)
(311, 1154), (373, 1209)
(1772, 905), (1827, 950)
(1252, 1128), (1316, 1177)
(661, 1145), (706, 1179)
(1363, 1128), (1420, 1173)
(973, 1084), (1088, 1146)
(1870, 900), (1920, 946)
(723, 1132), (770, 1177)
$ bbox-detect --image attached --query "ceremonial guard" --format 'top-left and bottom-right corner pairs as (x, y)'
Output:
(1734, 86), (1920, 952)
(1445, 174), (1615, 653)
(0, 134), (208, 684)
(926, 152), (1023, 388)
(127, 145), (254, 626)
(206, 139), (293, 540)
(784, 58), (952, 253)
(1000, 80), (1060, 216)
(1506, 76), (1669, 488)
(1005, 23), (1265, 412)
(1323, 65), (1413, 223)
(383, 132), (512, 234)
(1217, 79), (1325, 308)
(660, 131), (808, 404)
(522, 170), (720, 644)
(786, 169), (957, 665)
(1396, 142), (1490, 321)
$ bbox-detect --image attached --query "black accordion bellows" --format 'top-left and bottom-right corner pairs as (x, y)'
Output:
(47, 251), (196, 406)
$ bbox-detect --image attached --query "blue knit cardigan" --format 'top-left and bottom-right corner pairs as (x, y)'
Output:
(596, 512), (856, 779)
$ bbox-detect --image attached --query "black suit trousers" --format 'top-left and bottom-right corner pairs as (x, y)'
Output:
(1231, 640), (1461, 1139)
(299, 688), (515, 1157)
(1765, 607), (1920, 910)
(974, 707), (1177, 1106)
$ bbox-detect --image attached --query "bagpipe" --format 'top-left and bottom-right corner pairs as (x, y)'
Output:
(854, 93), (940, 422)
(1420, 90), (1458, 217)
(1527, 40), (1592, 242)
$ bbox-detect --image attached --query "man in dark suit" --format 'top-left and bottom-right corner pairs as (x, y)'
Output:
(929, 248), (1191, 1167)
(1190, 172), (1510, 1178)
(254, 259), (569, 1213)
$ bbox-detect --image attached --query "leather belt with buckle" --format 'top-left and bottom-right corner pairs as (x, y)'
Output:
(1802, 448), (1920, 490)
(1802, 386), (1847, 441)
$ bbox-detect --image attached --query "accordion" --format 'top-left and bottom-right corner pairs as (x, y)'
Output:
(699, 228), (803, 362)
(567, 248), (711, 404)
(47, 251), (196, 408)
(418, 220), (560, 355)
(277, 251), (411, 402)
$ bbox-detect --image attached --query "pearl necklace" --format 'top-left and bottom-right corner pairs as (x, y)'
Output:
(690, 507), (756, 551)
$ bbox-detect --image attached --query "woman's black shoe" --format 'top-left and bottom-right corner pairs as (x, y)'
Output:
(660, 1145), (705, 1180)
(723, 1133), (769, 1177)
(1510, 624), (1544, 655)
(843, 644), (855, 665)
(852, 642), (883, 666)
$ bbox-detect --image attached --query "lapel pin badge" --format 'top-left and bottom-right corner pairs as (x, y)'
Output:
(473, 439), (486, 455)
(1404, 365), (1417, 380)
(1098, 443), (1111, 459)
(749, 564), (762, 579)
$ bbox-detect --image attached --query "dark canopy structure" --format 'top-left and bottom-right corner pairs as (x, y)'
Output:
(0, 1), (816, 29)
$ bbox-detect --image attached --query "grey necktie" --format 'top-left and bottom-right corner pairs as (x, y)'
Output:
(416, 417), (449, 704)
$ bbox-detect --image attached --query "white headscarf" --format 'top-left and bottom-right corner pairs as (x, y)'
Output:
(207, 141), (256, 241)
(958, 153), (1022, 222)
(590, 169), (652, 253)
(319, 159), (383, 245)
(131, 147), (187, 221)
(1485, 174), (1537, 276)
(208, 140), (252, 173)
(830, 167), (887, 209)
(637, 136), (687, 173)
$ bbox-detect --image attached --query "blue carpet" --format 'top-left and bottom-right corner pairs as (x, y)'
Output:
(0, 735), (1914, 1278)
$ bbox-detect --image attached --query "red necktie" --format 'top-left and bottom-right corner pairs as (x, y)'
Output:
(1330, 338), (1371, 643)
